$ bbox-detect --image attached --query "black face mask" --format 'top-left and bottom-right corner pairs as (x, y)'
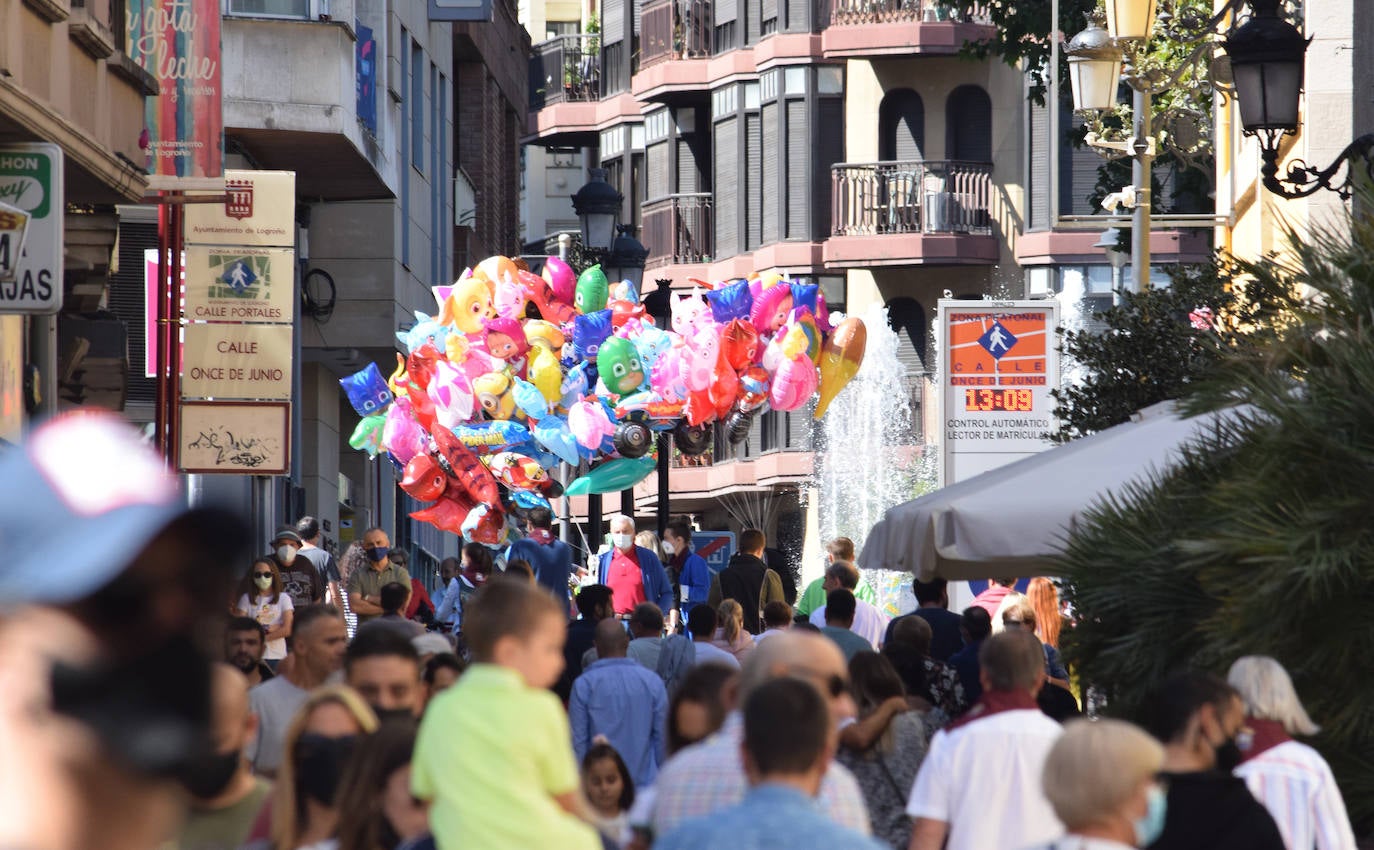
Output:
(374, 707), (416, 725)
(1214, 736), (1244, 772)
(178, 747), (242, 799)
(295, 733), (359, 805)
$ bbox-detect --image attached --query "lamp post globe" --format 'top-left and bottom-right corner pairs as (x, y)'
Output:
(1103, 0), (1157, 41)
(1224, 0), (1307, 133)
(1066, 22), (1123, 112)
(606, 226), (648, 293)
(571, 168), (623, 252)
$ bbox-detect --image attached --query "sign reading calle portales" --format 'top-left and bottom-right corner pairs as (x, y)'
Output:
(0, 144), (63, 314)
(183, 246), (295, 323)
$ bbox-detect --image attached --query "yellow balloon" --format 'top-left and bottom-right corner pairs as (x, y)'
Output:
(441, 276), (496, 334)
(445, 332), (471, 363)
(388, 353), (409, 396)
(529, 344), (562, 403)
(814, 317), (867, 420)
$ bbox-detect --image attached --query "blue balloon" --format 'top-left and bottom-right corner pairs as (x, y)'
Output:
(790, 282), (819, 316)
(707, 279), (753, 323)
(534, 415), (581, 466)
(511, 490), (553, 510)
(340, 362), (393, 417)
(572, 309), (614, 361)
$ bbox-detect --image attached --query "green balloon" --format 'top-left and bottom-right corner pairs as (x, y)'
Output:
(575, 265), (610, 314)
(348, 414), (386, 457)
(565, 455), (656, 495)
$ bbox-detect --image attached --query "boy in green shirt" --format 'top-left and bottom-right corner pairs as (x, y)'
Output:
(413, 578), (602, 850)
(795, 537), (877, 617)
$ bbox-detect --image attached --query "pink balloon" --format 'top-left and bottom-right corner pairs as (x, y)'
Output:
(650, 346), (685, 401)
(542, 256), (576, 305)
(684, 328), (719, 393)
(383, 400), (426, 463)
(568, 398), (617, 450)
(428, 359), (476, 428)
(769, 354), (818, 412)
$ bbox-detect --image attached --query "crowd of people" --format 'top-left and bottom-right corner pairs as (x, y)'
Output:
(2, 412), (1356, 850)
(183, 509), (1363, 850)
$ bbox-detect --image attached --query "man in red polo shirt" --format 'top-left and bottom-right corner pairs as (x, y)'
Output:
(597, 514), (673, 616)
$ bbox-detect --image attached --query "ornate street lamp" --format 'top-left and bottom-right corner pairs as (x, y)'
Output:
(1065, 20), (1122, 112)
(604, 225), (648, 294)
(1222, 0), (1374, 198)
(1103, 0), (1158, 42)
(571, 169), (621, 253)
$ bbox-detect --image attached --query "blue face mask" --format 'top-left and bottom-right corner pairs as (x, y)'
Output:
(1133, 785), (1168, 847)
(366, 546), (389, 563)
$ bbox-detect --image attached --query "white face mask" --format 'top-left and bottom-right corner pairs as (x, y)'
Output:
(275, 544), (298, 565)
(662, 540), (676, 556)
(611, 533), (635, 551)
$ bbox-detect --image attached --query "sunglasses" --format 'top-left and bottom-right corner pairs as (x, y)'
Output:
(253, 572), (273, 579)
(792, 666), (850, 699)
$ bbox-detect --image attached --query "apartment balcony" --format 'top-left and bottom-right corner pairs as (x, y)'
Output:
(634, 0), (717, 103)
(820, 0), (994, 58)
(222, 17), (391, 200)
(643, 193), (713, 274)
(527, 34), (640, 145)
(824, 159), (998, 267)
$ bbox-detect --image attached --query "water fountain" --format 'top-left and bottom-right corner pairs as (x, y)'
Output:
(813, 301), (938, 617)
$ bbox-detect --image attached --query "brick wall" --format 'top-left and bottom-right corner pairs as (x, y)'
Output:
(455, 65), (523, 267)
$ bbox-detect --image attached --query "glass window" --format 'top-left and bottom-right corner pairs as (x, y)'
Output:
(227, 0), (309, 19)
(545, 19), (579, 38)
(411, 41), (424, 171)
(744, 81), (760, 110)
(784, 66), (806, 95)
(1027, 267), (1052, 296)
(818, 66), (844, 95)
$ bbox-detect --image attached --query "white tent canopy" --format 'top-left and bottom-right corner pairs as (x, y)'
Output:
(859, 401), (1250, 581)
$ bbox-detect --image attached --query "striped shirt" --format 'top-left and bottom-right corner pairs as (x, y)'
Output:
(1234, 741), (1357, 850)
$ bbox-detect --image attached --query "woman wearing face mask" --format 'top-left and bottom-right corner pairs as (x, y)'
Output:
(234, 558), (294, 664)
(271, 686), (379, 850)
(334, 722), (430, 850)
(1040, 719), (1168, 850)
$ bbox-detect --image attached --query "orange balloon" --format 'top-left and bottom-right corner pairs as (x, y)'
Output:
(814, 317), (867, 420)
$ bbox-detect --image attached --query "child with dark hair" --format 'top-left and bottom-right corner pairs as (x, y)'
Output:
(582, 743), (635, 844)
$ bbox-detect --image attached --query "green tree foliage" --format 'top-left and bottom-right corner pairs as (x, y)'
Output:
(1050, 256), (1297, 442)
(1058, 207), (1374, 826)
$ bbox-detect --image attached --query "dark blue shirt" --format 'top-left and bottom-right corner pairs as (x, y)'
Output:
(506, 536), (575, 602)
(884, 607), (965, 662)
(949, 638), (984, 705)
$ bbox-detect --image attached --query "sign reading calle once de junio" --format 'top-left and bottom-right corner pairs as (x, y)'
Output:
(182, 323), (292, 400)
(0, 144), (63, 314)
(183, 171), (296, 247)
(183, 246), (294, 323)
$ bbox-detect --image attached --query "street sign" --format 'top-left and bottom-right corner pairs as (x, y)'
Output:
(0, 202), (32, 283)
(183, 170), (296, 248)
(694, 531), (737, 575)
(181, 323), (293, 400)
(184, 246), (295, 323)
(938, 300), (1060, 485)
(179, 401), (290, 474)
(0, 144), (64, 314)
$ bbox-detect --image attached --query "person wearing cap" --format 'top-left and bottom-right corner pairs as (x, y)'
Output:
(270, 526), (324, 611)
(0, 410), (250, 850)
(347, 527), (411, 626)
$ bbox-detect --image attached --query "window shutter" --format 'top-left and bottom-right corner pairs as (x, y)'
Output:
(762, 102), (779, 244)
(746, 0), (761, 43)
(714, 118), (739, 259)
(605, 0), (624, 44)
(677, 137), (698, 192)
(716, 0), (737, 25)
(746, 112), (762, 250)
(946, 85), (992, 162)
(785, 0), (808, 31)
(786, 99), (808, 239)
(814, 97), (844, 241)
(647, 141), (669, 200)
(762, 0), (777, 26)
(1029, 99), (1049, 228)
(1069, 142), (1101, 216)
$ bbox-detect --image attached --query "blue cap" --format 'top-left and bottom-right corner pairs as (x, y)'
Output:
(0, 411), (241, 606)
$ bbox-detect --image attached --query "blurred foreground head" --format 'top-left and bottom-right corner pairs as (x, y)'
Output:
(0, 411), (250, 850)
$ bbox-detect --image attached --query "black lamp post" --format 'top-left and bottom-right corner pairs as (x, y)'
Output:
(1224, 0), (1374, 198)
(643, 278), (674, 539)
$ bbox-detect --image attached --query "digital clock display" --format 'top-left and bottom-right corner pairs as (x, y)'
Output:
(964, 388), (1035, 412)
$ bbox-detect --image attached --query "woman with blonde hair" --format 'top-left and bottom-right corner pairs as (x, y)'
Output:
(272, 686), (380, 850)
(1226, 656), (1357, 850)
(1041, 719), (1167, 849)
(1026, 577), (1064, 648)
(711, 600), (755, 661)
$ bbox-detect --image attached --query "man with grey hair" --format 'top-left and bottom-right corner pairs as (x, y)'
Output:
(650, 631), (871, 837)
(906, 629), (1063, 850)
(596, 513), (673, 616)
(808, 559), (889, 649)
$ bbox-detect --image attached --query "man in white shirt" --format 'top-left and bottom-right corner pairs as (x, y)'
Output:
(906, 629), (1063, 850)
(808, 560), (888, 649)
